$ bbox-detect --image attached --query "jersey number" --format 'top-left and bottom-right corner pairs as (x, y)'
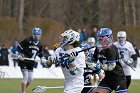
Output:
(119, 51), (124, 58)
(31, 50), (37, 59)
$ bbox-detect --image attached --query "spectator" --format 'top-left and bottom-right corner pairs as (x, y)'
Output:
(78, 28), (88, 43)
(0, 45), (9, 66)
(90, 25), (98, 40)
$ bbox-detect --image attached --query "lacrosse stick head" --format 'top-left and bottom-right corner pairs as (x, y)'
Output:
(32, 86), (46, 93)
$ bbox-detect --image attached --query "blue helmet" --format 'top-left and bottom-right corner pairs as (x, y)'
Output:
(81, 43), (90, 50)
(97, 28), (112, 37)
(32, 27), (42, 35)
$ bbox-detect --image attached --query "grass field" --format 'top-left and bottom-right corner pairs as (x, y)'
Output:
(0, 79), (139, 93)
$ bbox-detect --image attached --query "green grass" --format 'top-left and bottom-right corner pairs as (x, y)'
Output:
(0, 79), (139, 93)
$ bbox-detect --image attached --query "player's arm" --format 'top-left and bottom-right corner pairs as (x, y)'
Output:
(126, 43), (136, 65)
(10, 39), (28, 60)
(41, 48), (60, 68)
(16, 39), (28, 53)
(68, 51), (85, 75)
(101, 46), (117, 71)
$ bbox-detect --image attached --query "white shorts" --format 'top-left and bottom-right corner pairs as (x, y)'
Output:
(64, 79), (84, 93)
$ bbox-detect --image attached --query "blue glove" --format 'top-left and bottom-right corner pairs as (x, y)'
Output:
(87, 53), (94, 62)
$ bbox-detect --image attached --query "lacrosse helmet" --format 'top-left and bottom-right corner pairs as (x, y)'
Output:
(81, 43), (90, 50)
(87, 37), (95, 47)
(117, 31), (127, 45)
(96, 28), (113, 49)
(97, 28), (112, 37)
(117, 31), (126, 39)
(32, 27), (42, 35)
(32, 27), (42, 43)
(60, 29), (80, 47)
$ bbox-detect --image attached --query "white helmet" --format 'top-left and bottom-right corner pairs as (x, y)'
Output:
(87, 37), (95, 47)
(117, 31), (127, 39)
(60, 29), (80, 47)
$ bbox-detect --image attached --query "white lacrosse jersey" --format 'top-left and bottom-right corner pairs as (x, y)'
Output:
(114, 41), (136, 75)
(54, 47), (86, 93)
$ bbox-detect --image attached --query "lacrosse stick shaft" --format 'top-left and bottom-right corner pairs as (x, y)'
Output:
(125, 62), (135, 71)
(44, 86), (64, 89)
(44, 85), (96, 88)
(34, 85), (96, 89)
(32, 85), (96, 93)
(60, 46), (95, 59)
(120, 59), (136, 71)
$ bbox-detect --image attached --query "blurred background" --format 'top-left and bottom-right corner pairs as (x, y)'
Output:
(0, 0), (140, 49)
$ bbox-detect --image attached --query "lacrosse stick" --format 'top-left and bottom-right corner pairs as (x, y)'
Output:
(123, 59), (135, 71)
(60, 46), (95, 59)
(32, 85), (96, 93)
(119, 58), (135, 71)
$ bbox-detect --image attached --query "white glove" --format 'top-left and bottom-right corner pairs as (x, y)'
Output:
(86, 62), (96, 70)
(69, 51), (78, 59)
(41, 57), (47, 64)
(34, 56), (41, 62)
(18, 54), (24, 61)
(126, 58), (133, 65)
(101, 63), (116, 71)
(48, 55), (58, 64)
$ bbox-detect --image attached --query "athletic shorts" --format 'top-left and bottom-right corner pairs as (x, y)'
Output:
(64, 79), (84, 93)
(81, 87), (92, 93)
(97, 77), (128, 92)
(19, 60), (34, 71)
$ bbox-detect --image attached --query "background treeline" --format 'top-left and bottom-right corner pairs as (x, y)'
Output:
(0, 0), (140, 48)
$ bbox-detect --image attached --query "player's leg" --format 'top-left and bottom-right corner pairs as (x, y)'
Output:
(115, 79), (128, 93)
(26, 61), (34, 88)
(26, 70), (33, 88)
(93, 74), (97, 85)
(21, 69), (28, 93)
(19, 61), (28, 93)
(88, 78), (112, 93)
(125, 75), (131, 88)
(98, 70), (105, 84)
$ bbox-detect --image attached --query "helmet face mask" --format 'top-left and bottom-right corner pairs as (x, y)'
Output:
(87, 37), (95, 47)
(33, 34), (41, 41)
(60, 29), (80, 47)
(96, 28), (113, 50)
(117, 31), (126, 44)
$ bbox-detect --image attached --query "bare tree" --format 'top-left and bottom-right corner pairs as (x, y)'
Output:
(18, 0), (24, 37)
(130, 0), (136, 26)
(123, 0), (129, 26)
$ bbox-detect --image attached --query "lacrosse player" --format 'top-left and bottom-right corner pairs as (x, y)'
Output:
(87, 37), (104, 86)
(114, 31), (136, 88)
(89, 28), (128, 93)
(42, 29), (86, 93)
(80, 43), (104, 93)
(12, 27), (46, 93)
